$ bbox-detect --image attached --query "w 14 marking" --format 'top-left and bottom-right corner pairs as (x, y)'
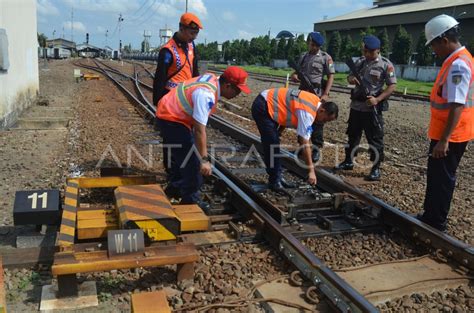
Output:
(107, 229), (145, 257)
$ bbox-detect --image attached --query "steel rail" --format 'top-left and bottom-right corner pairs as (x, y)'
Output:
(208, 114), (474, 272)
(90, 61), (378, 311)
(207, 66), (429, 102)
(86, 61), (472, 311)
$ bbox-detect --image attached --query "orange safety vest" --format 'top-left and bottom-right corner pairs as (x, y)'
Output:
(266, 88), (320, 128)
(156, 74), (218, 129)
(429, 47), (474, 142)
(162, 38), (195, 90)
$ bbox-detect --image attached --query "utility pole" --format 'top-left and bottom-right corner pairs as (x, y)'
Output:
(185, 0), (188, 12)
(105, 30), (109, 46)
(118, 13), (124, 52)
(71, 6), (74, 43)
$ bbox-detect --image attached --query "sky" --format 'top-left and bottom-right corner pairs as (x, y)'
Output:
(37, 0), (374, 49)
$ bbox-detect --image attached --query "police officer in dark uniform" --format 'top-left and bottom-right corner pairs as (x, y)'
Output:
(334, 35), (397, 181)
(291, 32), (335, 162)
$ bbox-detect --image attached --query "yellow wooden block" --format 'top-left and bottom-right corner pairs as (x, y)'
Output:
(131, 291), (171, 313)
(77, 209), (115, 220)
(173, 205), (210, 232)
(77, 217), (118, 239)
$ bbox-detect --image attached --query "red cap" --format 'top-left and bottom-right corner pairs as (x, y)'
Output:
(180, 13), (203, 29)
(222, 66), (251, 94)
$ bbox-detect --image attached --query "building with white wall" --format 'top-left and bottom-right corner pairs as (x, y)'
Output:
(0, 0), (39, 129)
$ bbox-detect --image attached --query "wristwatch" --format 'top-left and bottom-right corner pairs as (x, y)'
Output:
(201, 155), (211, 164)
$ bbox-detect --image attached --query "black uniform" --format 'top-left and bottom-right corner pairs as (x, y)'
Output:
(297, 50), (335, 150)
(344, 55), (396, 166)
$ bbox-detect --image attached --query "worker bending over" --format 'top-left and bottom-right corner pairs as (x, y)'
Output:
(252, 88), (339, 192)
(156, 67), (250, 207)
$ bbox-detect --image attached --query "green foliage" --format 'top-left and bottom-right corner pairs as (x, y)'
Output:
(276, 38), (287, 59)
(378, 28), (391, 57)
(37, 33), (47, 48)
(340, 34), (358, 61)
(391, 25), (412, 64)
(415, 31), (433, 66)
(360, 26), (376, 37)
(270, 38), (278, 60)
(212, 64), (433, 96)
(141, 40), (150, 53)
(287, 34), (307, 68)
(327, 31), (342, 61)
(123, 43), (133, 53)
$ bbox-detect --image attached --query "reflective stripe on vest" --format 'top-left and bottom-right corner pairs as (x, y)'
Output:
(268, 88), (319, 128)
(156, 74), (219, 129)
(162, 38), (195, 90)
(176, 76), (218, 116)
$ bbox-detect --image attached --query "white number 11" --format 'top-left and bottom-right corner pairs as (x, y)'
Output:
(27, 192), (48, 209)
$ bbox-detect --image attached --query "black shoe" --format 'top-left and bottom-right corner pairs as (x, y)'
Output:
(280, 178), (296, 188)
(334, 160), (354, 171)
(366, 166), (381, 181)
(164, 186), (181, 199)
(269, 181), (285, 192)
(312, 149), (321, 163)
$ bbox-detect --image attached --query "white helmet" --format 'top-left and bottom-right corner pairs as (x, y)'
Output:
(425, 14), (459, 46)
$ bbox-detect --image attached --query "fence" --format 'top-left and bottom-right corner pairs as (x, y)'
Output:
(334, 62), (440, 82)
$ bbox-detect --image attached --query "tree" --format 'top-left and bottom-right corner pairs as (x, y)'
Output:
(378, 28), (390, 57)
(276, 38), (287, 59)
(285, 37), (295, 61)
(327, 31), (342, 61)
(270, 38), (278, 60)
(37, 33), (47, 48)
(123, 44), (132, 53)
(287, 34), (307, 68)
(360, 26), (376, 38)
(141, 40), (150, 52)
(391, 25), (412, 64)
(340, 34), (356, 61)
(415, 31), (433, 66)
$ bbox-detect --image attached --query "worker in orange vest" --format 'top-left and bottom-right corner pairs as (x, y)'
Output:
(418, 15), (474, 231)
(251, 88), (339, 192)
(156, 67), (250, 206)
(153, 12), (202, 106)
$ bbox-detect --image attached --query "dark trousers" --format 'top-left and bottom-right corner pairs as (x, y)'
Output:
(422, 140), (468, 231)
(311, 122), (324, 148)
(252, 95), (282, 184)
(157, 118), (202, 203)
(344, 108), (384, 164)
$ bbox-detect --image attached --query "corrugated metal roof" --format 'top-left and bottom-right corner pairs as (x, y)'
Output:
(318, 0), (474, 23)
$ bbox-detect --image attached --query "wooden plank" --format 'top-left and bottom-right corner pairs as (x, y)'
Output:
(173, 204), (210, 232)
(0, 257), (6, 313)
(336, 256), (470, 305)
(173, 204), (203, 214)
(77, 218), (119, 239)
(175, 212), (210, 232)
(69, 176), (156, 189)
(0, 247), (56, 268)
(77, 209), (116, 220)
(52, 244), (199, 276)
(131, 291), (171, 313)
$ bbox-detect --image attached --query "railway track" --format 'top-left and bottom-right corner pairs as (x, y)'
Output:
(206, 65), (430, 103)
(69, 59), (473, 312)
